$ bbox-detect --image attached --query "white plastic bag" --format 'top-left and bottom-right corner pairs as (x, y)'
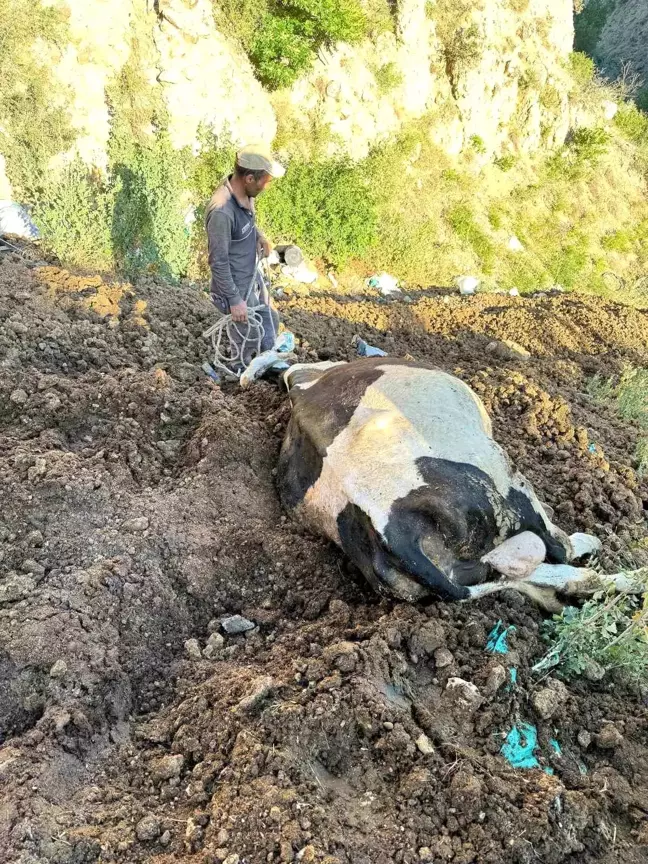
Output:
(0, 201), (40, 240)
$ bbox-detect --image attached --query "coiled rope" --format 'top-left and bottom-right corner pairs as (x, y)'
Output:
(203, 259), (269, 379)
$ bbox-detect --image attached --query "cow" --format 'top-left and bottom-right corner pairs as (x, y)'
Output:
(277, 357), (646, 609)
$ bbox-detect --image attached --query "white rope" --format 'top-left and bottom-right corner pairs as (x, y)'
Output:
(203, 257), (268, 379)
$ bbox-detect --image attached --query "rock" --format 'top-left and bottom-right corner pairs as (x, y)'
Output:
(531, 678), (569, 719)
(415, 733), (435, 755)
(160, 831), (171, 846)
(595, 724), (624, 749)
(184, 639), (202, 660)
(418, 848), (433, 862)
(21, 559), (45, 577)
(486, 339), (531, 361)
(49, 660), (68, 679)
(0, 574), (35, 603)
(297, 846), (317, 863)
(26, 530), (44, 547)
(484, 663), (507, 696)
(136, 815), (161, 841)
(236, 675), (274, 713)
(9, 389), (28, 405)
(434, 647), (454, 668)
(121, 516), (149, 532)
(202, 632), (224, 658)
(444, 677), (482, 714)
(482, 531), (545, 579)
(410, 620), (445, 657)
(221, 614), (255, 635)
(151, 754), (184, 782)
(577, 729), (592, 749)
(223, 855), (240, 864)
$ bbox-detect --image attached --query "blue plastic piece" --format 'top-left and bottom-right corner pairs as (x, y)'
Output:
(274, 331), (295, 353)
(201, 362), (221, 383)
(486, 620), (516, 654)
(355, 338), (388, 358)
(588, 443), (597, 453)
(501, 723), (540, 769)
(550, 738), (562, 756)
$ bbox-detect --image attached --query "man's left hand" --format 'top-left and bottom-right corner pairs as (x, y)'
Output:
(260, 237), (273, 259)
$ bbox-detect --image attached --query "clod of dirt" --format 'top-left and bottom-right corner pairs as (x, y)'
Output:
(445, 677), (483, 713)
(184, 638), (202, 660)
(434, 647), (454, 668)
(136, 815), (162, 842)
(203, 632), (225, 657)
(484, 663), (508, 696)
(415, 733), (435, 755)
(236, 675), (274, 713)
(531, 678), (570, 719)
(151, 754), (184, 782)
(578, 729), (592, 749)
(486, 339), (531, 360)
(596, 723), (625, 749)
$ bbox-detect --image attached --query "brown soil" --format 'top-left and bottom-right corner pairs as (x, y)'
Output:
(1, 246), (648, 864)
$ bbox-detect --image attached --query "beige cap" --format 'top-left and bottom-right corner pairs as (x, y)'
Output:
(236, 144), (285, 178)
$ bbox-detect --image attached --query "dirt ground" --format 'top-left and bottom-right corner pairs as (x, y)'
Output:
(1, 244), (648, 864)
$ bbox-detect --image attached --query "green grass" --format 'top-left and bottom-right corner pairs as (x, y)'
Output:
(374, 62), (403, 95)
(588, 366), (648, 474)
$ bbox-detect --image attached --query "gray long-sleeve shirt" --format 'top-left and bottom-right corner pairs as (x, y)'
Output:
(205, 177), (261, 307)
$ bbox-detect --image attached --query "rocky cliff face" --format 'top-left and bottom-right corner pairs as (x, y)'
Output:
(595, 0), (648, 84)
(2, 0), (577, 197)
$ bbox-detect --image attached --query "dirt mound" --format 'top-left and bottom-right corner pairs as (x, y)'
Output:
(1, 249), (648, 864)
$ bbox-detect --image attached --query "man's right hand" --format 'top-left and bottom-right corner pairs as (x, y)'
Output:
(230, 301), (248, 323)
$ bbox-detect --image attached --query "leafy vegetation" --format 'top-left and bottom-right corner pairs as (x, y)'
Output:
(0, 0), (75, 203)
(535, 588), (648, 687)
(214, 0), (368, 90)
(587, 366), (648, 473)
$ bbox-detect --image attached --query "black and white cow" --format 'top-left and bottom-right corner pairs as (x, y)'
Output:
(277, 357), (645, 608)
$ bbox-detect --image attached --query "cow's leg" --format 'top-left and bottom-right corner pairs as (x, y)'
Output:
(467, 563), (648, 610)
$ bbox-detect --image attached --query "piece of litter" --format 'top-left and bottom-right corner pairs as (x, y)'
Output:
(221, 615), (256, 635)
(281, 262), (317, 284)
(355, 337), (387, 358)
(501, 722), (540, 769)
(588, 443), (597, 453)
(0, 200), (40, 241)
(456, 275), (479, 295)
(549, 738), (562, 756)
(486, 621), (516, 654)
(201, 362), (221, 383)
(274, 331), (295, 353)
(328, 271), (339, 288)
(507, 235), (524, 252)
(368, 272), (401, 295)
(505, 667), (518, 691)
(509, 287), (520, 297)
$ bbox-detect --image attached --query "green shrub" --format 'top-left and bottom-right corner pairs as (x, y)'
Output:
(540, 84), (562, 112)
(248, 0), (367, 90)
(534, 589), (648, 687)
(601, 229), (634, 252)
(0, 0), (75, 203)
(469, 135), (486, 155)
(257, 157), (378, 265)
(637, 88), (648, 114)
(374, 62), (403, 95)
(494, 154), (516, 171)
(109, 126), (192, 281)
(568, 51), (596, 87)
(614, 103), (648, 144)
(33, 159), (113, 271)
(446, 204), (495, 272)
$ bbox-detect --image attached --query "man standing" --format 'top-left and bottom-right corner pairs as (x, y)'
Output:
(205, 145), (285, 372)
